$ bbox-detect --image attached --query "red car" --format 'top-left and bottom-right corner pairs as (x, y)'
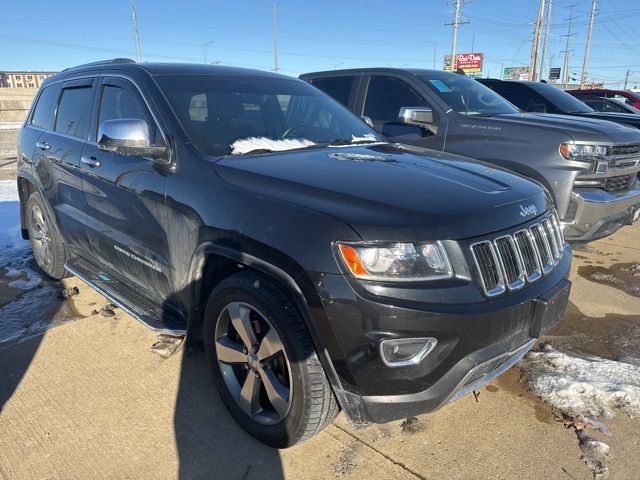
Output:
(569, 88), (640, 109)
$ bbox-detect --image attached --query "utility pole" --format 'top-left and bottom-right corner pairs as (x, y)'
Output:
(529, 0), (545, 81)
(130, 0), (142, 62)
(272, 2), (279, 73)
(539, 0), (552, 81)
(446, 0), (469, 72)
(561, 5), (577, 90)
(580, 0), (597, 89)
(624, 70), (631, 90)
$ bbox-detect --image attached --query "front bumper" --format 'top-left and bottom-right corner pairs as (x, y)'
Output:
(311, 251), (571, 425)
(562, 184), (640, 242)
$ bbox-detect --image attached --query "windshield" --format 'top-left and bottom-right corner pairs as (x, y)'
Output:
(526, 82), (594, 113)
(155, 74), (381, 156)
(419, 73), (518, 116)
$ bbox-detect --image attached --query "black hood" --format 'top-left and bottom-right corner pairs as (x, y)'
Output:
(215, 144), (550, 241)
(569, 111), (640, 130)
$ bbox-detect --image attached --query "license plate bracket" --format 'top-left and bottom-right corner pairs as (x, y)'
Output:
(530, 280), (571, 338)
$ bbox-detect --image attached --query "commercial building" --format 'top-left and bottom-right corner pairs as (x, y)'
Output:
(0, 71), (57, 89)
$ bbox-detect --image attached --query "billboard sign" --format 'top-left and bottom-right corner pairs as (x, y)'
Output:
(503, 66), (530, 80)
(444, 52), (484, 73)
(549, 67), (561, 80)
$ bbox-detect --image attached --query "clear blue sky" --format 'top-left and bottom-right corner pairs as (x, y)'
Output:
(1, 0), (640, 87)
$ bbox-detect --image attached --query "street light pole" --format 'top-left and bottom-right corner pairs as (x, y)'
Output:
(203, 41), (214, 64)
(425, 40), (437, 69)
(272, 2), (279, 73)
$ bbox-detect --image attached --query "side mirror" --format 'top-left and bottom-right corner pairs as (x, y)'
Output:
(97, 118), (167, 160)
(526, 103), (547, 113)
(398, 107), (434, 126)
(361, 115), (374, 127)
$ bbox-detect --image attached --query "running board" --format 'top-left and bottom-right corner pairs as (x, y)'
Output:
(65, 257), (186, 335)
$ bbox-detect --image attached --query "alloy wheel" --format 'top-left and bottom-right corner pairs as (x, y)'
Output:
(30, 205), (53, 270)
(215, 301), (293, 425)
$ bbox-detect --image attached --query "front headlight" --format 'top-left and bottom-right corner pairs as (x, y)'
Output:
(337, 242), (453, 281)
(560, 143), (607, 160)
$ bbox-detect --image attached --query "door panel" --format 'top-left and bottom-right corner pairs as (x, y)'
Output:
(81, 76), (172, 298)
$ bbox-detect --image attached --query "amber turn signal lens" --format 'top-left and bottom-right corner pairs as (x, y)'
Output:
(338, 244), (369, 276)
(559, 143), (572, 159)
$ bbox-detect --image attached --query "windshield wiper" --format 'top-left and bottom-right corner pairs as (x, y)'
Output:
(238, 148), (275, 155)
(324, 139), (379, 146)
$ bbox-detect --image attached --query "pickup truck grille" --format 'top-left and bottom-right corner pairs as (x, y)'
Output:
(604, 174), (635, 192)
(609, 143), (640, 157)
(471, 212), (565, 297)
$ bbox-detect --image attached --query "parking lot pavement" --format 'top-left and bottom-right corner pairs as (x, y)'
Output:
(0, 180), (638, 478)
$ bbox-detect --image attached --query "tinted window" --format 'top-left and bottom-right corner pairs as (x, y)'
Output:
(310, 76), (354, 106)
(156, 75), (379, 156)
(98, 83), (159, 143)
(526, 82), (593, 113)
(31, 84), (61, 130)
(488, 85), (542, 112)
(364, 76), (426, 123)
(54, 86), (94, 138)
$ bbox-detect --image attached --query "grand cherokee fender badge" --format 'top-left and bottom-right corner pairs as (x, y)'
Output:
(519, 204), (538, 217)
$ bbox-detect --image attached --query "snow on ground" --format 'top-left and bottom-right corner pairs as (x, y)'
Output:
(521, 344), (640, 419)
(0, 180), (65, 346)
(0, 122), (22, 130)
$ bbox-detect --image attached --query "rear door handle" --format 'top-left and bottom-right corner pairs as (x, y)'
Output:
(80, 156), (101, 168)
(36, 141), (50, 151)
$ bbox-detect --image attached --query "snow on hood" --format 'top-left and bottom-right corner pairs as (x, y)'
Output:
(521, 344), (640, 419)
(231, 137), (315, 155)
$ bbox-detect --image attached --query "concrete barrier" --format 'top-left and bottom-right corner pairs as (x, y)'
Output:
(0, 88), (38, 122)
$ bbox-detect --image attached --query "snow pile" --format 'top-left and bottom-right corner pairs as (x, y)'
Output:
(231, 137), (315, 155)
(0, 122), (22, 130)
(522, 344), (640, 419)
(0, 180), (43, 292)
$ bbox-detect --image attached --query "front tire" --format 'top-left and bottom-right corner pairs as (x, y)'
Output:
(25, 192), (69, 280)
(203, 271), (339, 448)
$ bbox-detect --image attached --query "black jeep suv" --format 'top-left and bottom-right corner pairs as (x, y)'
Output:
(17, 59), (571, 448)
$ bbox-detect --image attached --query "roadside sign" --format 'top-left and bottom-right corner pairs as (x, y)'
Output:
(444, 53), (483, 73)
(549, 67), (561, 80)
(503, 66), (530, 80)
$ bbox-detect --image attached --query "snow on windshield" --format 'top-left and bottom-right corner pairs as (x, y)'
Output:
(231, 137), (316, 155)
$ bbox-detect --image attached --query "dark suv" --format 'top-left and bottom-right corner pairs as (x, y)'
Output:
(17, 59), (571, 447)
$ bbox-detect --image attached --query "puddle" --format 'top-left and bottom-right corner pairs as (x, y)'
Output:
(578, 263), (640, 298)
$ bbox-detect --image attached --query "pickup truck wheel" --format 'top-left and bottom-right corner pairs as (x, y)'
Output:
(25, 192), (69, 280)
(203, 271), (339, 448)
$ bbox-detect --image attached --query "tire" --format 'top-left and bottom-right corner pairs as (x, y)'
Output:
(25, 192), (70, 280)
(203, 271), (339, 448)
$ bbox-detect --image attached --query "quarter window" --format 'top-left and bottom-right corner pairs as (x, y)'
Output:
(310, 76), (354, 106)
(364, 76), (427, 125)
(31, 83), (61, 130)
(54, 86), (94, 138)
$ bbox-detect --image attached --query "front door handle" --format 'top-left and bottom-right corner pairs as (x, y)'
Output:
(36, 141), (50, 151)
(80, 156), (101, 168)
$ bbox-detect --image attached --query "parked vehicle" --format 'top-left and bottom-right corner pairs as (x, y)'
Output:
(568, 88), (640, 109)
(478, 79), (640, 130)
(575, 96), (640, 114)
(300, 68), (640, 242)
(18, 60), (571, 447)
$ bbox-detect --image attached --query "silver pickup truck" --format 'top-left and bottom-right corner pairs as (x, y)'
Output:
(300, 68), (640, 243)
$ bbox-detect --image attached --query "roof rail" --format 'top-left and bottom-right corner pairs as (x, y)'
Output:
(62, 58), (136, 72)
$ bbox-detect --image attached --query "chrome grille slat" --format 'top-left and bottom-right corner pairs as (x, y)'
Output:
(471, 211), (565, 297)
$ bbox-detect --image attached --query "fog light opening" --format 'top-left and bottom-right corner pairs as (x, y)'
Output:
(379, 337), (437, 367)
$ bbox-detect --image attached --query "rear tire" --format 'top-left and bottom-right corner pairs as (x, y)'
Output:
(203, 271), (339, 448)
(25, 192), (70, 280)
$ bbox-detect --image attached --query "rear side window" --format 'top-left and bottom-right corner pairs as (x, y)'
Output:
(31, 84), (61, 130)
(310, 77), (354, 106)
(364, 76), (427, 123)
(54, 86), (94, 139)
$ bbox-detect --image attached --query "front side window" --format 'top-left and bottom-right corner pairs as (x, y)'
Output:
(420, 74), (519, 116)
(364, 76), (427, 124)
(97, 83), (159, 144)
(156, 74), (380, 156)
(488, 85), (541, 112)
(54, 86), (94, 138)
(31, 83), (61, 130)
